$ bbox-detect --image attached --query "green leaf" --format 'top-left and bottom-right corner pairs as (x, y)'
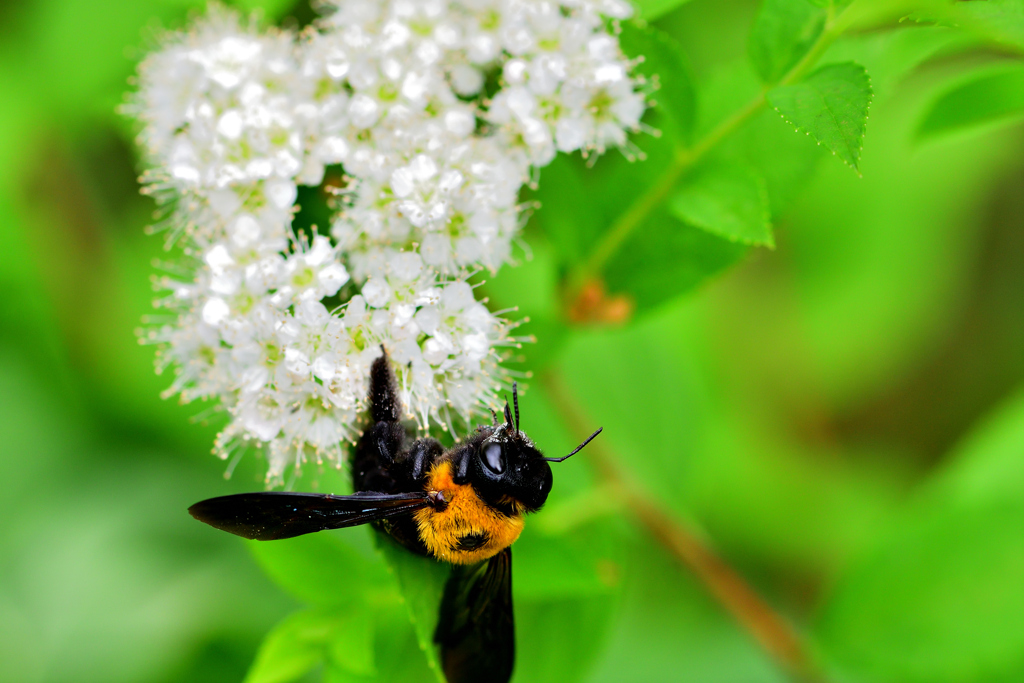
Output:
(817, 390), (1024, 682)
(699, 60), (826, 216)
(584, 537), (785, 682)
(244, 608), (335, 683)
(514, 597), (619, 683)
(515, 523), (624, 600)
(232, 0), (298, 20)
(528, 23), (709, 314)
(530, 152), (605, 268)
(825, 25), (973, 101)
(726, 107), (826, 215)
(603, 207), (748, 311)
(768, 62), (873, 171)
(917, 64), (1024, 142)
(962, 0), (1024, 47)
(327, 608), (376, 676)
(248, 531), (392, 607)
(772, 69), (1017, 415)
(619, 23), (697, 143)
(24, 0), (206, 117)
(478, 237), (570, 372)
(669, 162), (774, 247)
(532, 108), (746, 314)
(936, 0), (1024, 49)
(632, 0), (696, 20)
(749, 0), (827, 83)
(376, 534), (449, 683)
(325, 602), (438, 683)
(323, 667), (373, 683)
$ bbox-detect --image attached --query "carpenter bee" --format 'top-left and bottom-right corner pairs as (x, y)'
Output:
(189, 348), (602, 683)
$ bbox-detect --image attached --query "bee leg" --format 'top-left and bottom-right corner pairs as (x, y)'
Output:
(363, 418), (405, 465)
(392, 437), (444, 487)
(427, 490), (448, 511)
(353, 420), (404, 492)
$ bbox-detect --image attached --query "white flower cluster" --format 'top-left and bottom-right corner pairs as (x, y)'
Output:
(130, 1), (644, 484)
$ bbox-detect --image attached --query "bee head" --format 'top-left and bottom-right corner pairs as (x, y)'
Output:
(469, 383), (602, 513)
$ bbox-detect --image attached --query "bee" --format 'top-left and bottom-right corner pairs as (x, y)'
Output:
(189, 348), (602, 683)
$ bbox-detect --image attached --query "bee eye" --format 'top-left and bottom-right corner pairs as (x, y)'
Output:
(482, 443), (505, 474)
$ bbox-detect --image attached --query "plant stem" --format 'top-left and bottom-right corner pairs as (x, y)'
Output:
(541, 370), (827, 683)
(565, 5), (852, 309)
(567, 92), (767, 299)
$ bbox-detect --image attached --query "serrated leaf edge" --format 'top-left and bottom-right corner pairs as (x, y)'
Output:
(768, 62), (874, 175)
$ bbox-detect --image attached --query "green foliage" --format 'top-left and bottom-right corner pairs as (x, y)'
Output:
(603, 210), (749, 311)
(241, 511), (626, 683)
(533, 144), (747, 319)
(245, 609), (347, 683)
(823, 25), (972, 100)
(245, 606), (379, 683)
(669, 161), (774, 246)
(5, 1), (1024, 682)
(767, 62), (873, 172)
(700, 62), (827, 216)
(323, 604), (436, 683)
(513, 525), (621, 599)
(632, 0), (696, 20)
(749, 0), (827, 83)
(376, 534), (450, 683)
(779, 72), (1016, 411)
(514, 598), (617, 683)
(619, 23), (697, 144)
(917, 64), (1024, 141)
(969, 1), (1024, 45)
(248, 532), (393, 607)
(934, 0), (1024, 49)
(587, 539), (786, 683)
(233, 0), (300, 20)
(531, 23), (750, 314)
(242, 532), (451, 683)
(817, 391), (1024, 682)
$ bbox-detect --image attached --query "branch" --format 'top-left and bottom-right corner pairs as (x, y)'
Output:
(540, 370), (827, 683)
(565, 4), (854, 311)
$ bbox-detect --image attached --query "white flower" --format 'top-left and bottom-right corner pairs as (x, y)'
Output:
(280, 235), (350, 301)
(131, 0), (644, 485)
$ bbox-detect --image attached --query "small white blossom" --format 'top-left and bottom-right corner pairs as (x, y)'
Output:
(131, 0), (644, 485)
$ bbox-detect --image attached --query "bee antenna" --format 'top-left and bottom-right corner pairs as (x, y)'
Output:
(503, 396), (515, 431)
(512, 381), (520, 431)
(544, 427), (603, 463)
(490, 407), (499, 426)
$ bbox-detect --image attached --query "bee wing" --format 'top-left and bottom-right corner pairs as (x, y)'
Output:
(188, 491), (431, 541)
(434, 547), (514, 683)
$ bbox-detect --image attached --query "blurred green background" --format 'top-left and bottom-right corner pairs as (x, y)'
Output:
(3, 0), (1024, 681)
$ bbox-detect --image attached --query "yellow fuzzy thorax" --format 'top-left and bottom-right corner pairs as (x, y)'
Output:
(414, 460), (525, 565)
